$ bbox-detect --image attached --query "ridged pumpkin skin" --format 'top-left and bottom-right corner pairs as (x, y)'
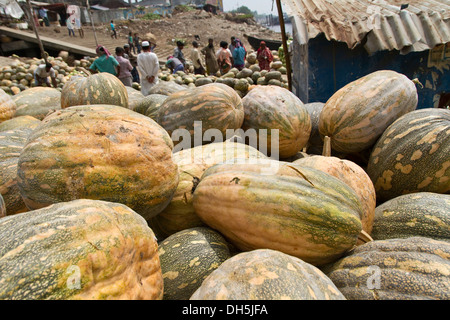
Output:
(61, 73), (129, 109)
(367, 108), (450, 203)
(0, 199), (163, 300)
(126, 86), (145, 111)
(149, 81), (186, 96)
(133, 94), (167, 120)
(324, 237), (450, 300)
(0, 115), (40, 132)
(158, 227), (232, 300)
(190, 249), (345, 300)
(193, 161), (363, 266)
(372, 193), (450, 241)
(0, 88), (16, 123)
(294, 156), (376, 235)
(17, 105), (179, 221)
(12, 87), (61, 120)
(242, 85), (311, 159)
(303, 102), (325, 154)
(157, 83), (244, 147)
(147, 141), (267, 239)
(0, 128), (33, 216)
(319, 70), (418, 154)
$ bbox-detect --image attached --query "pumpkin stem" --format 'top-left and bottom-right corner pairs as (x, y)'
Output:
(412, 78), (424, 89)
(358, 230), (374, 243)
(322, 136), (332, 157)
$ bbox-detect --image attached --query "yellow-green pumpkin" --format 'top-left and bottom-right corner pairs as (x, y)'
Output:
(156, 83), (244, 147)
(190, 249), (346, 300)
(61, 73), (128, 109)
(0, 199), (163, 300)
(17, 105), (179, 221)
(0, 115), (40, 132)
(324, 237), (450, 300)
(241, 85), (311, 159)
(367, 108), (450, 203)
(12, 87), (61, 120)
(193, 160), (364, 266)
(319, 70), (418, 154)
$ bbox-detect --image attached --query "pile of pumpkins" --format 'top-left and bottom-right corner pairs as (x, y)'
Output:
(0, 67), (449, 300)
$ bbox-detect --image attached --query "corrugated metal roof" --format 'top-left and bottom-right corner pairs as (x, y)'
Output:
(282, 0), (450, 54)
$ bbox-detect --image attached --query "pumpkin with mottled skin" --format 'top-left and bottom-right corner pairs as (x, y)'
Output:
(12, 87), (61, 120)
(0, 128), (33, 216)
(367, 108), (450, 203)
(147, 141), (267, 239)
(0, 115), (40, 132)
(319, 70), (418, 154)
(193, 160), (363, 266)
(0, 199), (163, 300)
(304, 102), (325, 154)
(324, 237), (450, 300)
(133, 94), (167, 120)
(190, 249), (346, 300)
(372, 193), (450, 241)
(157, 83), (244, 148)
(158, 227), (232, 300)
(61, 73), (128, 109)
(126, 86), (145, 111)
(242, 85), (311, 159)
(0, 194), (5, 218)
(294, 156), (376, 236)
(17, 105), (178, 221)
(149, 81), (186, 96)
(0, 88), (16, 123)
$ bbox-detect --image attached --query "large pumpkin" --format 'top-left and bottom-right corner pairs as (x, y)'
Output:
(149, 80), (186, 96)
(156, 83), (244, 148)
(372, 192), (450, 241)
(241, 85), (311, 159)
(17, 105), (178, 221)
(190, 249), (345, 300)
(0, 88), (16, 123)
(0, 199), (163, 300)
(324, 237), (450, 300)
(293, 155), (376, 236)
(0, 128), (33, 216)
(367, 108), (450, 203)
(12, 87), (61, 120)
(319, 70), (418, 154)
(61, 73), (129, 109)
(303, 102), (324, 154)
(158, 227), (232, 300)
(193, 160), (364, 266)
(0, 115), (40, 132)
(148, 140), (267, 239)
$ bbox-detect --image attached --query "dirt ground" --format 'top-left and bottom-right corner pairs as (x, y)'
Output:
(24, 10), (282, 62)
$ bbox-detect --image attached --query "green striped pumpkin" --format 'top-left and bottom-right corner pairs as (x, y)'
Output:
(193, 160), (364, 266)
(372, 192), (450, 241)
(241, 85), (311, 159)
(0, 199), (163, 300)
(324, 237), (450, 300)
(156, 83), (244, 148)
(12, 87), (61, 120)
(61, 73), (128, 109)
(319, 70), (418, 154)
(367, 108), (450, 203)
(17, 105), (179, 221)
(158, 227), (232, 300)
(0, 128), (33, 216)
(303, 102), (325, 154)
(190, 249), (345, 300)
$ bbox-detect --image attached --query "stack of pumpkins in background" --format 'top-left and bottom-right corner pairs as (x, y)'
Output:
(0, 61), (448, 300)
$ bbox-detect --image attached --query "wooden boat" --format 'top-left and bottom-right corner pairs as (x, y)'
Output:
(246, 35), (282, 51)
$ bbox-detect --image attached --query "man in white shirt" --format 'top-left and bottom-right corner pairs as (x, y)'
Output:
(34, 62), (57, 88)
(190, 41), (205, 75)
(137, 41), (159, 96)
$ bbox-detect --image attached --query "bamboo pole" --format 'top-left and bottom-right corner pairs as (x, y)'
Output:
(86, 0), (98, 47)
(26, 0), (47, 63)
(275, 0), (292, 91)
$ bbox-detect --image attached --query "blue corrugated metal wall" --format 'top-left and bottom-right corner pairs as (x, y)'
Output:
(301, 34), (449, 109)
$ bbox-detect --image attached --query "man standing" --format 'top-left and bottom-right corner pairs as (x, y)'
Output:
(201, 38), (219, 76)
(257, 41), (274, 71)
(39, 7), (49, 27)
(110, 20), (117, 39)
(124, 44), (139, 83)
(34, 62), (57, 88)
(173, 41), (186, 68)
(137, 41), (159, 96)
(115, 47), (133, 87)
(190, 41), (205, 75)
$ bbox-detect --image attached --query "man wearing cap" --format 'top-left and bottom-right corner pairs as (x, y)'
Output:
(137, 41), (159, 96)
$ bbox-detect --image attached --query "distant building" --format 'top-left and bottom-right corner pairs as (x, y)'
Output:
(283, 0), (450, 109)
